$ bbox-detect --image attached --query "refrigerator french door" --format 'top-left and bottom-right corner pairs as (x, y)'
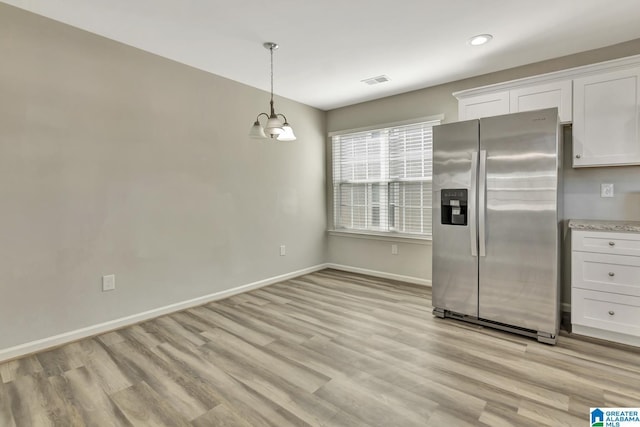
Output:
(432, 108), (561, 344)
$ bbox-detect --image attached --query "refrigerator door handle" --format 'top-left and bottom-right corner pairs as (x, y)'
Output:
(479, 150), (487, 257)
(469, 152), (478, 257)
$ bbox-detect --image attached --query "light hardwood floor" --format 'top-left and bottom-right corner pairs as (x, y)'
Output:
(1, 269), (639, 426)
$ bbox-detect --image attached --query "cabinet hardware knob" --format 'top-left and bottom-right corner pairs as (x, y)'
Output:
(608, 310), (615, 316)
(575, 154), (581, 158)
(609, 272), (615, 277)
(609, 241), (615, 246)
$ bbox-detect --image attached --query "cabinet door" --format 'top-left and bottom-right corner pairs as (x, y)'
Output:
(458, 91), (509, 121)
(510, 80), (572, 123)
(573, 67), (640, 167)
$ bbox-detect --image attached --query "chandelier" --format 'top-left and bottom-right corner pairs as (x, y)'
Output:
(249, 42), (296, 141)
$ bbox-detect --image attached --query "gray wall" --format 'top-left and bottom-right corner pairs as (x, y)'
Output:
(327, 39), (640, 306)
(0, 4), (327, 351)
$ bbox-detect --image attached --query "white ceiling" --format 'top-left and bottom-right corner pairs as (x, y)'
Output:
(4, 0), (640, 110)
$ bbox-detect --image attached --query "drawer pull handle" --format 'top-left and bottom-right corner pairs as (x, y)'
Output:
(608, 310), (615, 316)
(608, 272), (615, 277)
(609, 241), (615, 247)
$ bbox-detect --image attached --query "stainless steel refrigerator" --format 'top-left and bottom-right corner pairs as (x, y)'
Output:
(432, 108), (562, 344)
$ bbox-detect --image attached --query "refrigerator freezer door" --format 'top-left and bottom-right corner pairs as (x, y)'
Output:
(478, 108), (560, 333)
(432, 120), (479, 317)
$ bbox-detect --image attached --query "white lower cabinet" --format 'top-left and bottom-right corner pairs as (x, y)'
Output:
(571, 230), (640, 346)
(572, 288), (640, 339)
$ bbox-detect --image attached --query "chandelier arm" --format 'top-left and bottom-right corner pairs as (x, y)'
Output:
(276, 113), (288, 123)
(256, 112), (270, 122)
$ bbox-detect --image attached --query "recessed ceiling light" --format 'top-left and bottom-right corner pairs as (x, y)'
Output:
(468, 34), (493, 46)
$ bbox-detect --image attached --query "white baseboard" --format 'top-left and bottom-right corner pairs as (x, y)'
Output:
(0, 264), (327, 363)
(572, 324), (640, 347)
(325, 263), (431, 286)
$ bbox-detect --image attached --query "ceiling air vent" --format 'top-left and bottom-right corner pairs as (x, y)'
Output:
(361, 75), (391, 85)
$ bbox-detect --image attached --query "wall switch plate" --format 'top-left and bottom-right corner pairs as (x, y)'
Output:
(391, 244), (398, 255)
(601, 183), (614, 198)
(102, 274), (116, 292)
(280, 245), (286, 256)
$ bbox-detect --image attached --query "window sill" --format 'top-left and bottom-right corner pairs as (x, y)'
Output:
(327, 229), (432, 244)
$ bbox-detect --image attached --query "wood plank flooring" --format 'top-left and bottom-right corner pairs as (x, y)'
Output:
(1, 269), (639, 426)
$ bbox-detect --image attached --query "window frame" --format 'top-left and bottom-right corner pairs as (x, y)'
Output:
(329, 114), (443, 241)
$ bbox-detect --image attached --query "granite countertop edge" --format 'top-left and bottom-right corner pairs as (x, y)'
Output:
(568, 219), (640, 233)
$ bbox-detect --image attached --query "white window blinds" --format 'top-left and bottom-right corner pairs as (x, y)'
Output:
(332, 119), (440, 237)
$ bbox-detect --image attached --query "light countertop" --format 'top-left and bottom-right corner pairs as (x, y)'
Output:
(568, 219), (640, 233)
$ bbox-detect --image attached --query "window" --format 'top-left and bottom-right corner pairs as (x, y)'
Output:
(331, 118), (441, 238)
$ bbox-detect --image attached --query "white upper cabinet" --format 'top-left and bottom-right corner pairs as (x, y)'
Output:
(509, 80), (572, 123)
(455, 54), (640, 168)
(572, 67), (640, 167)
(458, 91), (509, 121)
(456, 81), (571, 122)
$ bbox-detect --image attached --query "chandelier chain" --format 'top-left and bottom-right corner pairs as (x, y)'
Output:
(270, 45), (274, 104)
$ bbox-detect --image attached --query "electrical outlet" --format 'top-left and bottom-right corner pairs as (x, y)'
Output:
(601, 183), (614, 198)
(102, 274), (116, 292)
(391, 244), (398, 255)
(280, 245), (286, 256)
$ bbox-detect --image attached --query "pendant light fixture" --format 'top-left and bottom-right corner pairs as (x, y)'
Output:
(249, 42), (297, 141)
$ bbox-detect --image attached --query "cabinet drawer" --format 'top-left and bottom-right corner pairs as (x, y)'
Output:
(572, 230), (640, 256)
(572, 251), (640, 297)
(572, 288), (640, 337)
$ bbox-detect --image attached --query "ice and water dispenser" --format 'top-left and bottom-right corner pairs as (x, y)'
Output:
(441, 189), (468, 226)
